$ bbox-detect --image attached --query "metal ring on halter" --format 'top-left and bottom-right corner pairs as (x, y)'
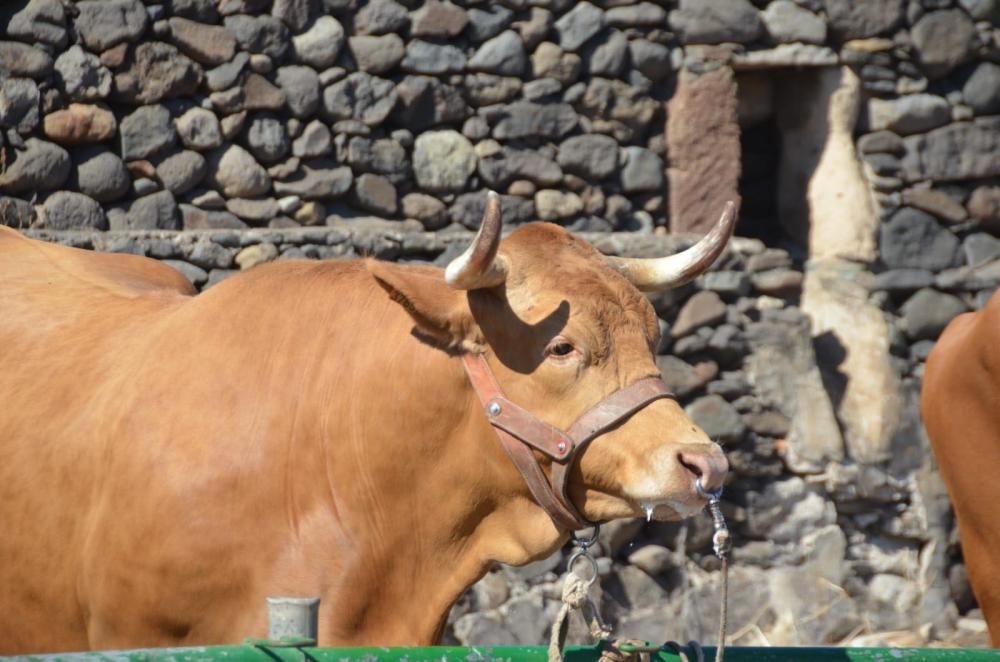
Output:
(695, 477), (723, 501)
(570, 523), (600, 549)
(567, 548), (599, 588)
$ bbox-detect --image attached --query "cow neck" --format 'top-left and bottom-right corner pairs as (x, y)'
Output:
(461, 352), (675, 531)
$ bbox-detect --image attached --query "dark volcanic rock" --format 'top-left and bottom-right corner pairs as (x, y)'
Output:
(0, 78), (40, 134)
(155, 150), (208, 195)
(880, 208), (960, 271)
(0, 42), (54, 80)
(392, 76), (469, 132)
(411, 1), (467, 38)
(910, 9), (976, 80)
(901, 188), (967, 224)
(867, 94), (950, 136)
(656, 355), (713, 399)
(686, 394), (746, 443)
(620, 146), (664, 193)
(901, 118), (1000, 183)
(53, 46), (112, 102)
(463, 74), (522, 107)
(175, 107), (223, 151)
(401, 40), (467, 75)
(292, 16), (344, 69)
(6, 0), (69, 49)
(42, 191), (106, 230)
(293, 120), (333, 158)
(962, 62), (1000, 116)
(466, 6), (514, 43)
(557, 133), (619, 180)
(0, 196), (35, 228)
(120, 105), (177, 161)
(75, 0), (149, 52)
(901, 288), (967, 340)
(824, 0), (903, 39)
(112, 191), (182, 230)
(167, 17), (237, 66)
(224, 14), (291, 62)
(171, 0), (220, 22)
(585, 30), (629, 78)
(762, 1), (826, 44)
(72, 146), (131, 203)
(272, 0), (317, 32)
(181, 203), (248, 229)
(206, 52), (249, 92)
(244, 115), (290, 165)
(670, 0), (763, 44)
(0, 138), (70, 194)
(467, 31), (527, 77)
(872, 269), (935, 293)
(554, 2), (606, 51)
(348, 34), (405, 75)
(206, 144), (272, 198)
(272, 159), (353, 199)
(355, 0), (409, 35)
(968, 186), (1000, 231)
(275, 66), (321, 119)
(115, 42), (203, 104)
(353, 173), (397, 216)
(322, 72), (398, 127)
(493, 102), (578, 140)
(857, 131), (905, 156)
(345, 136), (407, 176)
(478, 147), (562, 189)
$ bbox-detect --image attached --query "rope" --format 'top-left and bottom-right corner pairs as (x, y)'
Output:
(548, 571), (611, 662)
(714, 556), (728, 662)
(549, 485), (730, 662)
(596, 640), (638, 662)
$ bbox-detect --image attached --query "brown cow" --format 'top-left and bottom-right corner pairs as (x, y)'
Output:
(0, 194), (732, 653)
(922, 290), (1000, 646)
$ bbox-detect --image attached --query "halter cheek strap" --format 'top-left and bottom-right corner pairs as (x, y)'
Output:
(461, 352), (675, 531)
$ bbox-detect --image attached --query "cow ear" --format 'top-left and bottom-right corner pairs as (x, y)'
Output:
(366, 260), (485, 351)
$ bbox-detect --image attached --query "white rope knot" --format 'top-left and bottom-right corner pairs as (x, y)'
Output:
(561, 572), (591, 610)
(548, 567), (611, 662)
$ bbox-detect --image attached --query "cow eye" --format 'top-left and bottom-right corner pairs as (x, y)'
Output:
(546, 340), (576, 358)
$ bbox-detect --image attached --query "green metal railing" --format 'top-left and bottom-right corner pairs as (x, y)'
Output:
(12, 643), (1000, 662)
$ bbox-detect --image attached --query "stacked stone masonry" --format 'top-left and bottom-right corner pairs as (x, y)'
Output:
(2, 0), (1000, 649)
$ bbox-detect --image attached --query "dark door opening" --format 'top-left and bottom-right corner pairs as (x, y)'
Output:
(738, 116), (784, 246)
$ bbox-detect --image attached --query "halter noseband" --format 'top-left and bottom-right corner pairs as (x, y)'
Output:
(461, 352), (675, 531)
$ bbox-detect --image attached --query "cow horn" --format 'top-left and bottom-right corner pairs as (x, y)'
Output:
(445, 191), (509, 290)
(606, 201), (738, 292)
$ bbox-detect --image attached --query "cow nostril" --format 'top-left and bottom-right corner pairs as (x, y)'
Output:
(677, 449), (728, 492)
(677, 452), (703, 478)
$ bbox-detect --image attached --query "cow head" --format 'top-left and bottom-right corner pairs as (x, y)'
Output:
(367, 193), (733, 530)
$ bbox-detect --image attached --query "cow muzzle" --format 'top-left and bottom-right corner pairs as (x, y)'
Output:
(624, 442), (729, 522)
(462, 352), (679, 531)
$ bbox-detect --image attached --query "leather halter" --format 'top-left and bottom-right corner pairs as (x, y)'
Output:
(461, 352), (675, 531)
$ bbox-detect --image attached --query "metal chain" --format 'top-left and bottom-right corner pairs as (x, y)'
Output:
(696, 478), (730, 662)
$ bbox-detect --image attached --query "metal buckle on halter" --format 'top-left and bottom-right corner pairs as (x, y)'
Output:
(463, 352), (676, 532)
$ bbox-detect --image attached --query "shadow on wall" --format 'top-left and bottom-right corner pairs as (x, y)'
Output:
(734, 66), (878, 264)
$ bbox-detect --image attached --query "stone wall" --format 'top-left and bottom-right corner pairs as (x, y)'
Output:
(2, 0), (1000, 649)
